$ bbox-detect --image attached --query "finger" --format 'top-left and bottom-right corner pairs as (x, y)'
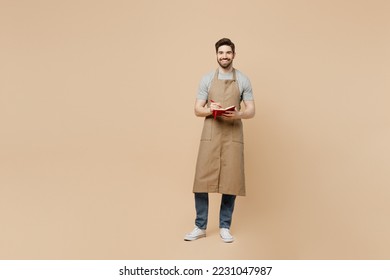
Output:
(212, 102), (222, 108)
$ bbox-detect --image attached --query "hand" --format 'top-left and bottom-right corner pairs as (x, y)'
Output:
(209, 101), (222, 112)
(222, 109), (242, 119)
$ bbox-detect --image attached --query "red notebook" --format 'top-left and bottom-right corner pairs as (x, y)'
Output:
(212, 105), (236, 119)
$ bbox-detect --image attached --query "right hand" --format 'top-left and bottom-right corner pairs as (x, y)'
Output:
(209, 101), (222, 112)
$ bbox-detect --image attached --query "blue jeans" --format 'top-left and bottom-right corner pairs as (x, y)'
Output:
(194, 193), (236, 230)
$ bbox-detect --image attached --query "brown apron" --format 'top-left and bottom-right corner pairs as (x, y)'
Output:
(193, 69), (245, 196)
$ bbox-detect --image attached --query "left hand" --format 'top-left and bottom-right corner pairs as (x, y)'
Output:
(222, 109), (242, 119)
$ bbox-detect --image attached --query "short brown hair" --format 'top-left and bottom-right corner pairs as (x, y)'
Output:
(215, 38), (235, 53)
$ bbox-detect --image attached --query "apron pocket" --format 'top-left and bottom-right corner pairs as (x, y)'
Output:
(232, 120), (244, 143)
(200, 118), (213, 141)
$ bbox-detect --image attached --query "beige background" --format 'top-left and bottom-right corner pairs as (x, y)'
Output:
(1, 0), (389, 259)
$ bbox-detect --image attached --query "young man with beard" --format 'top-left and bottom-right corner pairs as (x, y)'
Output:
(184, 38), (255, 243)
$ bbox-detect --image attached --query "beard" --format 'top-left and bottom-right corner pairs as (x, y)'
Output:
(217, 58), (233, 69)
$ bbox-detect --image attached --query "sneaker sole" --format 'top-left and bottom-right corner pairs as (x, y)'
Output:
(221, 238), (234, 243)
(184, 234), (206, 241)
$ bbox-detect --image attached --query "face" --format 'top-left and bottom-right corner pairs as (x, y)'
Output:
(216, 45), (235, 69)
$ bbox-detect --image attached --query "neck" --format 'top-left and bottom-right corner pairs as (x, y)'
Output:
(218, 65), (234, 74)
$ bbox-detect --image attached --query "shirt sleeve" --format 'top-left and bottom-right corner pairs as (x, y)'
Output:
(241, 76), (254, 101)
(196, 71), (214, 100)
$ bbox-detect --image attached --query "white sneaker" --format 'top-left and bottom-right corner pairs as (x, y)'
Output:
(220, 228), (234, 243)
(184, 226), (206, 241)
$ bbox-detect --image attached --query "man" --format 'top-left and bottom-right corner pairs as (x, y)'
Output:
(184, 38), (255, 243)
